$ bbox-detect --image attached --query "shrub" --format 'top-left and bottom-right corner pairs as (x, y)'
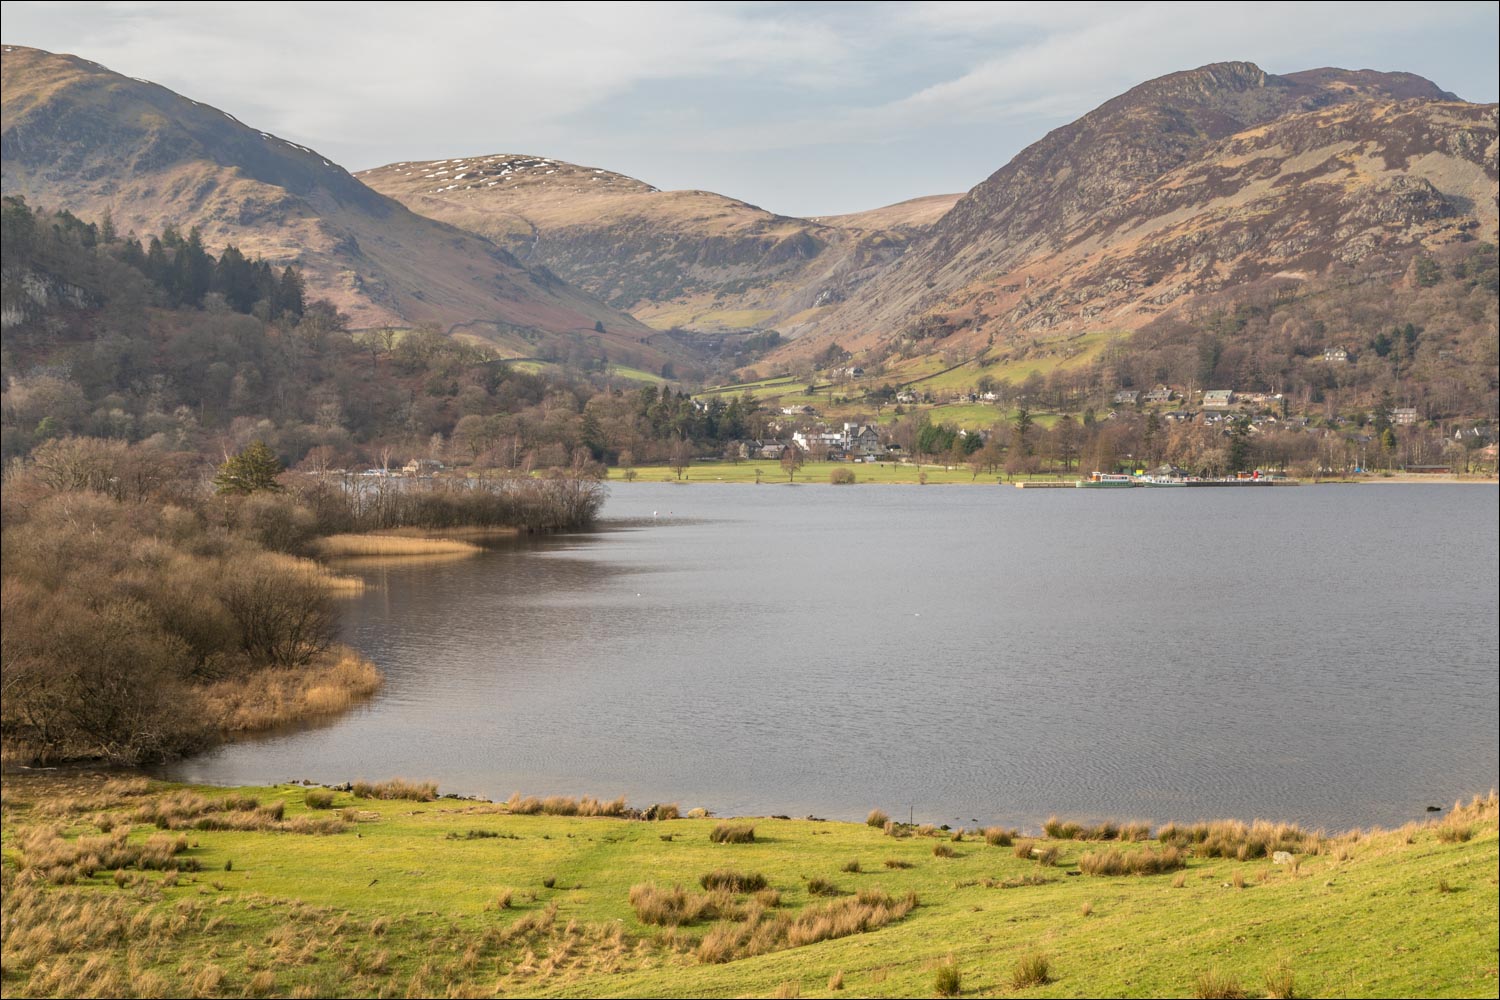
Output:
(866, 809), (890, 828)
(709, 823), (756, 844)
(1011, 951), (1051, 988)
(829, 468), (856, 485)
(699, 870), (768, 893)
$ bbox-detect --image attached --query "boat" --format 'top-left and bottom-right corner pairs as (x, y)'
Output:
(1141, 476), (1186, 487)
(1076, 472), (1138, 488)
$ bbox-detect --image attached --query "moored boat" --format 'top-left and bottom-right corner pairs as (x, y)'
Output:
(1076, 472), (1138, 488)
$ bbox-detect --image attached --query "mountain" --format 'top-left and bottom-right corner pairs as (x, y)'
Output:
(770, 62), (1495, 363)
(357, 154), (960, 335)
(0, 45), (683, 372)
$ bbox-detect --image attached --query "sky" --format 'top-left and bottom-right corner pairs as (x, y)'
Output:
(3, 1), (1497, 217)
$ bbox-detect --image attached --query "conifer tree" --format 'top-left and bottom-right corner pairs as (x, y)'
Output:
(214, 440), (284, 494)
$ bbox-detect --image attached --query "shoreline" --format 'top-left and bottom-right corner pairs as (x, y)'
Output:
(1, 773), (1493, 998)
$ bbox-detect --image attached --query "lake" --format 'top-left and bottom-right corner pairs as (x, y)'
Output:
(162, 483), (1500, 831)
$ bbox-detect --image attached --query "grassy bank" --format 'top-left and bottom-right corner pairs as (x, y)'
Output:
(1, 777), (1493, 999)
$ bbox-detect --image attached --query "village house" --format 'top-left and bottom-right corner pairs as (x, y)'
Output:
(1112, 389), (1140, 405)
(401, 458), (444, 476)
(843, 423), (883, 457)
(1323, 346), (1350, 363)
(1202, 389), (1236, 409)
(780, 404), (817, 416)
(1392, 407), (1419, 426)
(895, 390), (920, 405)
(791, 428), (845, 453)
(1143, 386), (1176, 403)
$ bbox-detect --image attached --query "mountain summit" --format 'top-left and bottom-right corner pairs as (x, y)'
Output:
(0, 45), (677, 367)
(769, 61), (1493, 361)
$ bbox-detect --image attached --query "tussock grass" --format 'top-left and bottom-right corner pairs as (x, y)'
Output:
(628, 884), (738, 926)
(840, 858), (861, 873)
(709, 823), (756, 844)
(1011, 951), (1051, 988)
(312, 534), (480, 558)
(807, 877), (843, 897)
(934, 954), (961, 997)
(1077, 846), (1186, 876)
(1193, 968), (1247, 998)
(304, 788), (335, 809)
(698, 870), (768, 893)
(1157, 818), (1312, 860)
(883, 858), (914, 869)
(866, 809), (889, 828)
(696, 890), (918, 963)
(353, 778), (438, 801)
(983, 826), (1016, 846)
(504, 792), (627, 816)
(1042, 817), (1154, 842)
(1434, 822), (1473, 843)
(1263, 959), (1296, 999)
(932, 843), (956, 858)
(14, 827), (196, 884)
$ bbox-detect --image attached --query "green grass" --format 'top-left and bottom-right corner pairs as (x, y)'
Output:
(606, 365), (668, 385)
(2, 776), (1494, 998)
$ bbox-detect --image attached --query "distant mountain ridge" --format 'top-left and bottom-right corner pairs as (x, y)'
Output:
(0, 44), (685, 372)
(357, 154), (961, 335)
(771, 61), (1494, 362)
(4, 47), (1493, 381)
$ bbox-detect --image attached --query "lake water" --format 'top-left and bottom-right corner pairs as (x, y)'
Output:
(163, 483), (1500, 831)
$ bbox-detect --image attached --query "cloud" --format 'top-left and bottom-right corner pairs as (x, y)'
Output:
(2, 0), (1495, 214)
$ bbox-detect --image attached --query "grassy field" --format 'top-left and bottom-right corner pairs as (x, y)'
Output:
(1, 775), (1494, 998)
(608, 460), (1058, 484)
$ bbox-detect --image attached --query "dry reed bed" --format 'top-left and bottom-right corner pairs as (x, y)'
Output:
(200, 648), (382, 733)
(312, 534), (480, 558)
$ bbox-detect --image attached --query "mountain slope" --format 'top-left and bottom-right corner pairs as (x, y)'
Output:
(358, 154), (958, 334)
(0, 45), (679, 370)
(772, 62), (1495, 362)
